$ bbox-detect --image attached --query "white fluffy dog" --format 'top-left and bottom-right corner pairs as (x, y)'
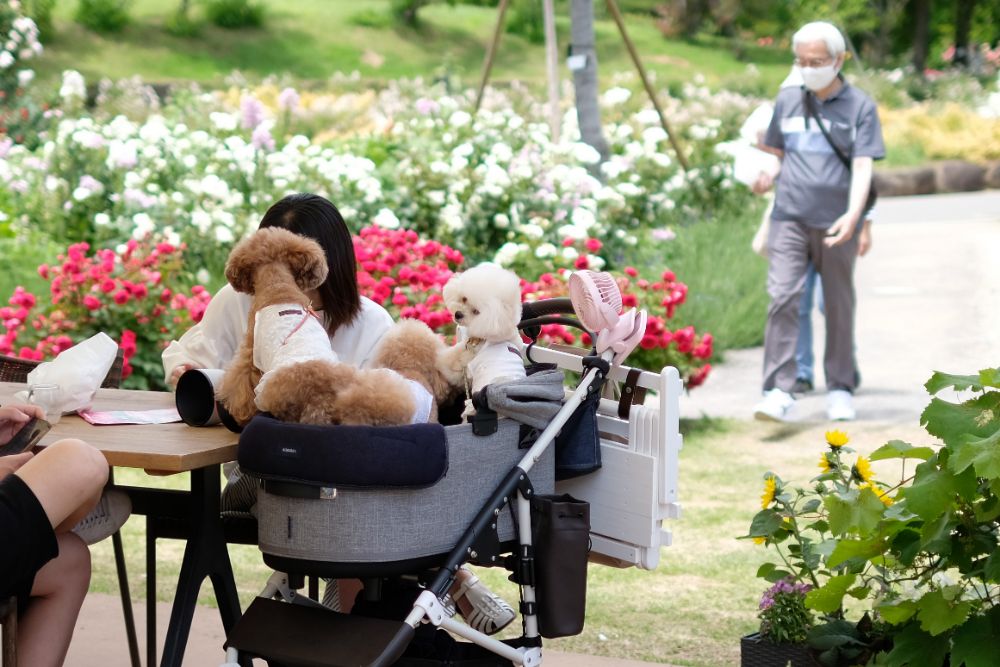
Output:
(439, 263), (527, 412)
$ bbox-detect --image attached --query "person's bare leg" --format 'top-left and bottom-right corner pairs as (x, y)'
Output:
(15, 438), (107, 531)
(17, 532), (91, 667)
(338, 578), (362, 613)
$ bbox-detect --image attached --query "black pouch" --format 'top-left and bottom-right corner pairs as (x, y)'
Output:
(554, 384), (601, 481)
(530, 494), (590, 638)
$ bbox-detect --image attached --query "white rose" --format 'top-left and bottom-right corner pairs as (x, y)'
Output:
(0, 51), (14, 70)
(94, 213), (111, 226)
(16, 69), (33, 87)
(373, 208), (400, 229)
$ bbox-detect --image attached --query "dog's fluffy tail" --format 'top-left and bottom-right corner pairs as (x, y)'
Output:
(373, 318), (457, 404)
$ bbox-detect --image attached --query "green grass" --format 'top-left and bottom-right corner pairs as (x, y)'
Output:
(646, 200), (771, 355)
(88, 419), (929, 665)
(31, 0), (791, 89)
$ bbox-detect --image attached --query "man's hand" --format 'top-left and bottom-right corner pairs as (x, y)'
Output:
(0, 404), (45, 445)
(752, 171), (774, 195)
(857, 219), (873, 257)
(0, 451), (34, 479)
(824, 211), (861, 248)
(169, 363), (194, 387)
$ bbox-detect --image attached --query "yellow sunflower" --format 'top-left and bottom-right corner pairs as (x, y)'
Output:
(853, 456), (874, 484)
(761, 475), (778, 509)
(818, 453), (833, 473)
(825, 429), (849, 449)
(752, 536), (766, 545)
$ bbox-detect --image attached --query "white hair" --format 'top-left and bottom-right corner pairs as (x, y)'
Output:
(792, 21), (846, 59)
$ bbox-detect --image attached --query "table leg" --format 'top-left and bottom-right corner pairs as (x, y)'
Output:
(156, 466), (244, 667)
(146, 516), (157, 667)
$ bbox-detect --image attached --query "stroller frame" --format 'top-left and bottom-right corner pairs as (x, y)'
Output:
(224, 303), (683, 667)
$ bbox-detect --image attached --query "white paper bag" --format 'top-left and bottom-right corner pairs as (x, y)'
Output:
(733, 144), (781, 188)
(24, 332), (118, 414)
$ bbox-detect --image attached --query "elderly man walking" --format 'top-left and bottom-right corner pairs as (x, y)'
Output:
(751, 21), (885, 422)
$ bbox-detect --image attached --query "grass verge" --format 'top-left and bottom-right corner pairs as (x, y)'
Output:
(31, 0), (790, 89)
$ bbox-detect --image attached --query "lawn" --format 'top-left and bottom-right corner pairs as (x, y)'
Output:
(87, 417), (928, 665)
(33, 0), (791, 90)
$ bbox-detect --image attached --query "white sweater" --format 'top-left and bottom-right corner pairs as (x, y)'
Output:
(162, 284), (394, 383)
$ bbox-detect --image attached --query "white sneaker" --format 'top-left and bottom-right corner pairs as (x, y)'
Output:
(753, 388), (795, 422)
(73, 488), (131, 545)
(827, 389), (856, 421)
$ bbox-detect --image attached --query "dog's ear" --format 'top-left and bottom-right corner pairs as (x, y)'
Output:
(281, 234), (329, 291)
(224, 233), (262, 294)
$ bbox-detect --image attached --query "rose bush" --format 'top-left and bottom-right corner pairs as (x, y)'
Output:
(0, 239), (211, 388)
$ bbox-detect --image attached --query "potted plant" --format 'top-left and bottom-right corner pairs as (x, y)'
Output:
(741, 578), (816, 666)
(744, 365), (1000, 666)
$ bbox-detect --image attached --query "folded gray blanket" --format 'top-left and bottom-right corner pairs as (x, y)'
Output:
(484, 369), (566, 428)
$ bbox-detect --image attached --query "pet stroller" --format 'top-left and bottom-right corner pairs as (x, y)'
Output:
(222, 272), (683, 667)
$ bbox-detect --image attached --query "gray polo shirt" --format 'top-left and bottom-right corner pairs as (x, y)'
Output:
(764, 79), (885, 228)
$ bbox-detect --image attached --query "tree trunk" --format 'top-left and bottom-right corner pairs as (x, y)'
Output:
(569, 0), (610, 168)
(953, 0), (977, 67)
(911, 0), (932, 73)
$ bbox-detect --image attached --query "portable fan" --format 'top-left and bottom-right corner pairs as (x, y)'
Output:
(568, 270), (647, 365)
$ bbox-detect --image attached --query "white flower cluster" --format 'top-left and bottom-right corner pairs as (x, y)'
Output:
(0, 70), (760, 280)
(0, 1), (41, 89)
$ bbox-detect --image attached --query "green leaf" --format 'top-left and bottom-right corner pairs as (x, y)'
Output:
(764, 568), (792, 583)
(951, 607), (1000, 667)
(904, 460), (958, 521)
(983, 550), (1000, 583)
(806, 619), (865, 650)
(916, 589), (973, 636)
(919, 510), (954, 553)
(921, 392), (1000, 447)
(884, 623), (950, 667)
(950, 428), (1000, 479)
(805, 573), (856, 613)
(870, 439), (935, 462)
(925, 371), (983, 394)
(748, 509), (783, 537)
(755, 562), (776, 579)
(824, 489), (886, 537)
(802, 498), (822, 513)
(827, 538), (884, 569)
(878, 599), (917, 625)
(979, 367), (1000, 389)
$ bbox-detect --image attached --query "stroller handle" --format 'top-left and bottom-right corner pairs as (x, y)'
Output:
(520, 297), (575, 321)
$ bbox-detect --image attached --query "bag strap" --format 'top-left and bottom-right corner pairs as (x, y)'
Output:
(803, 89), (851, 170)
(617, 368), (647, 420)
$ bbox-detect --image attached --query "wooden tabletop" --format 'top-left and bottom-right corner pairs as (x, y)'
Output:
(0, 382), (238, 472)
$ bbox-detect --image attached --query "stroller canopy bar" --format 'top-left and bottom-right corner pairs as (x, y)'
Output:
(238, 416), (449, 489)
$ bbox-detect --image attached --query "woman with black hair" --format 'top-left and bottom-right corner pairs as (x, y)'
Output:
(163, 193), (391, 385)
(161, 193), (516, 633)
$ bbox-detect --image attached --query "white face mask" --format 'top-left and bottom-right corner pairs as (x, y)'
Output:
(798, 64), (839, 92)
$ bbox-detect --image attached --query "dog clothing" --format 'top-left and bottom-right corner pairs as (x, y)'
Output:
(252, 303), (340, 406)
(252, 303), (432, 424)
(466, 337), (527, 395)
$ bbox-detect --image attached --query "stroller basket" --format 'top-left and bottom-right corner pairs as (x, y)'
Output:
(250, 417), (554, 570)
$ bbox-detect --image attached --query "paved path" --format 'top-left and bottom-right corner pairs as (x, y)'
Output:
(68, 593), (667, 666)
(680, 190), (1000, 425)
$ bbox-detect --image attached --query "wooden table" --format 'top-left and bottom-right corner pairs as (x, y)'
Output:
(0, 383), (244, 667)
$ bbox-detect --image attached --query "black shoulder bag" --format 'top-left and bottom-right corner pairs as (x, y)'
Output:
(804, 90), (877, 214)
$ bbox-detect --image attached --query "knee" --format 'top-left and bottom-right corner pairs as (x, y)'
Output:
(46, 438), (109, 491)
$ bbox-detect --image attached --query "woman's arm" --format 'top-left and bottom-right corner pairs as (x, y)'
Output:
(161, 284), (250, 386)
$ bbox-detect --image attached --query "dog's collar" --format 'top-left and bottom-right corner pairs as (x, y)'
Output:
(280, 306), (321, 345)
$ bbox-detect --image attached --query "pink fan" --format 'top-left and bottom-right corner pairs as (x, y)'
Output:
(568, 270), (647, 365)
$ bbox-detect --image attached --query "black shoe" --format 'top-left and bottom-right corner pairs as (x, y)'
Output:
(792, 378), (814, 394)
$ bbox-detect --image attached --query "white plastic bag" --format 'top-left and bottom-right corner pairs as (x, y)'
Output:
(23, 332), (118, 414)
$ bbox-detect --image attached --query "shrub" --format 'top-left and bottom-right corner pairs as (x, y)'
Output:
(505, 0), (543, 44)
(23, 0), (55, 40)
(204, 0), (263, 29)
(0, 240), (211, 389)
(75, 0), (131, 33)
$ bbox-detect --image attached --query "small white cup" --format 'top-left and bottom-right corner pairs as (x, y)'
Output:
(27, 382), (62, 425)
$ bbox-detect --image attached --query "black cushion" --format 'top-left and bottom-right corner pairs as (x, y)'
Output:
(238, 415), (449, 489)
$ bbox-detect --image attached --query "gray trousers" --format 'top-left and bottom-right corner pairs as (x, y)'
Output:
(763, 220), (858, 394)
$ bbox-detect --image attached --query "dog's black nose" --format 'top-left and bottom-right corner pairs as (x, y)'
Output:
(454, 311), (464, 321)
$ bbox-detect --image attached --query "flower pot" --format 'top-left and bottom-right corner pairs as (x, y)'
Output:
(741, 633), (817, 667)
